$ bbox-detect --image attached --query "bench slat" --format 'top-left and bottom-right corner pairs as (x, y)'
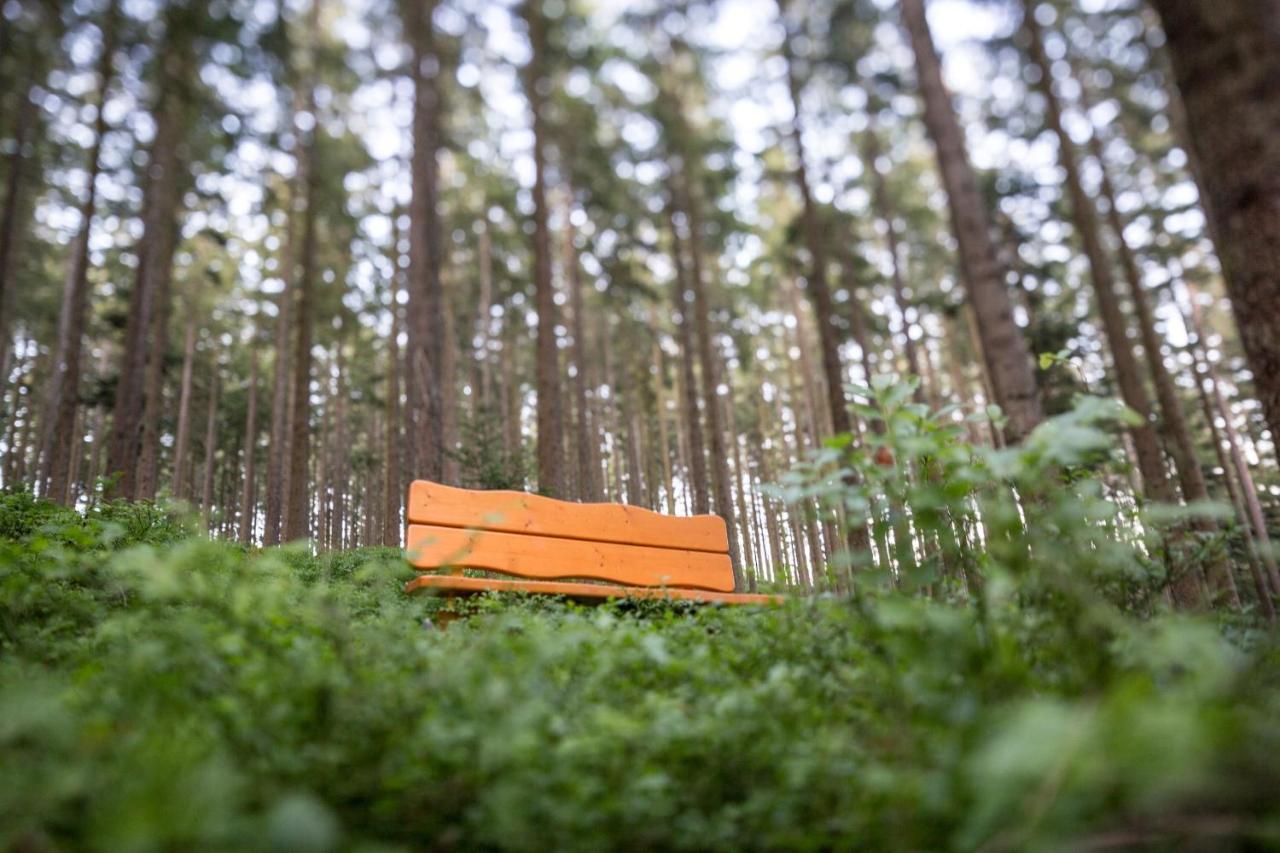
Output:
(406, 523), (737, 592)
(405, 574), (781, 604)
(406, 481), (729, 554)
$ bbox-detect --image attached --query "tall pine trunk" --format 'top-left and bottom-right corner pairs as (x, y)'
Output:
(1150, 0), (1280, 447)
(38, 6), (116, 505)
(524, 0), (566, 498)
(1075, 88), (1239, 606)
(105, 24), (188, 498)
(900, 0), (1042, 443)
(283, 140), (317, 542)
(200, 367), (220, 529)
(1022, 11), (1181, 503)
(239, 348), (259, 544)
(776, 6), (851, 438)
(282, 0), (321, 542)
(672, 170), (744, 589)
(667, 204), (710, 515)
(863, 128), (924, 398)
(171, 312), (199, 500)
(565, 199), (599, 501)
(384, 261), (403, 546)
(0, 65), (39, 358)
(264, 207), (295, 542)
(404, 0), (445, 482)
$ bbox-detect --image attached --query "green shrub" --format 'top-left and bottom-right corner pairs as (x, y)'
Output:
(1, 397), (1278, 850)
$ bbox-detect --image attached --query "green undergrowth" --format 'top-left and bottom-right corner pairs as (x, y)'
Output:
(1, 491), (1279, 851)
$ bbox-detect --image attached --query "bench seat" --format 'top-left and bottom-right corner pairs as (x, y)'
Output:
(404, 574), (779, 604)
(403, 480), (779, 605)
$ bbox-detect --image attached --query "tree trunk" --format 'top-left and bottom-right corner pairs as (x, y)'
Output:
(0, 67), (38, 358)
(281, 0), (321, 542)
(440, 275), (460, 486)
(565, 198), (600, 502)
(1150, 0), (1280, 447)
(650, 319), (675, 515)
(404, 0), (445, 482)
(1078, 99), (1239, 605)
(171, 312), (199, 500)
(899, 0), (1042, 443)
(475, 216), (493, 410)
(667, 204), (710, 515)
(501, 303), (521, 460)
(1188, 298), (1280, 600)
(672, 169), (744, 589)
(239, 348), (259, 545)
(864, 128), (924, 400)
(105, 13), (190, 499)
(775, 7), (851, 438)
(264, 218), (294, 544)
(200, 367), (220, 529)
(524, 1), (567, 498)
(331, 341), (349, 549)
(384, 264), (403, 546)
(1023, 10), (1177, 496)
(283, 138), (317, 542)
(37, 8), (115, 505)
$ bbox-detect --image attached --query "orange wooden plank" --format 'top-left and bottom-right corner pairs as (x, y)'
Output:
(405, 523), (736, 592)
(405, 480), (729, 553)
(404, 574), (782, 605)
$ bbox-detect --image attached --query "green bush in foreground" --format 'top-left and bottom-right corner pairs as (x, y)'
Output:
(1, 492), (1278, 851)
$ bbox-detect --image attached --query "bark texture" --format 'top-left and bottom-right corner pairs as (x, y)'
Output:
(105, 14), (190, 498)
(900, 0), (1043, 443)
(1151, 0), (1280, 446)
(524, 0), (567, 498)
(404, 0), (446, 483)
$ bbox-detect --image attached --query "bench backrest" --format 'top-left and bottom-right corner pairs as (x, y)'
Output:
(404, 480), (735, 592)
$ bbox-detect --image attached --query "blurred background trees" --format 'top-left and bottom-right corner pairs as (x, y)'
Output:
(0, 0), (1276, 610)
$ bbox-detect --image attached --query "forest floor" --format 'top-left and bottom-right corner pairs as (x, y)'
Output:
(2, 493), (1279, 851)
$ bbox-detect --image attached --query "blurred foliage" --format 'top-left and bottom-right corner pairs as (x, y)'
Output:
(3, 410), (1280, 851)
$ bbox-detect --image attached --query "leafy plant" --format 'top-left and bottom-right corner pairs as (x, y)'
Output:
(1, 463), (1278, 850)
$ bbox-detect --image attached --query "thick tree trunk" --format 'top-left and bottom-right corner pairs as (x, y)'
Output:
(38, 11), (115, 505)
(106, 12), (192, 499)
(0, 69), (38, 357)
(1150, 0), (1280, 447)
(281, 0), (321, 542)
(283, 142), (317, 542)
(135, 255), (175, 501)
(404, 0), (445, 482)
(264, 220), (294, 544)
(900, 0), (1042, 443)
(524, 1), (567, 498)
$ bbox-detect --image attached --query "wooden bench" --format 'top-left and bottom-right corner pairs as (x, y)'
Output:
(403, 480), (779, 604)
